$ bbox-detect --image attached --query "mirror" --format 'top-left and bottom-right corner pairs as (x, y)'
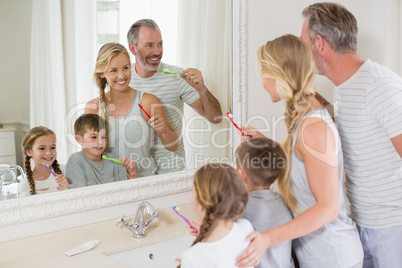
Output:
(1, 0), (234, 199)
(0, 0), (247, 226)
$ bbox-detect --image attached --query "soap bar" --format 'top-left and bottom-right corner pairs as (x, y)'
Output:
(64, 240), (100, 257)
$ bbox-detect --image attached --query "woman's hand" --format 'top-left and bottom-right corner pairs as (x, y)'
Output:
(240, 126), (266, 141)
(55, 174), (68, 190)
(236, 231), (271, 268)
(148, 114), (167, 134)
(141, 94), (179, 152)
(121, 157), (137, 179)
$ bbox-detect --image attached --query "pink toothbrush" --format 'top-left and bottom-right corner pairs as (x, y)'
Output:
(44, 164), (57, 177)
(173, 206), (195, 229)
(227, 112), (242, 133)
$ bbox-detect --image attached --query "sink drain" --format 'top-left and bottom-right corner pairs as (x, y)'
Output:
(149, 253), (155, 260)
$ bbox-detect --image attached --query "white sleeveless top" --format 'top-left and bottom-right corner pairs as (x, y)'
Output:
(290, 109), (363, 268)
(103, 90), (156, 177)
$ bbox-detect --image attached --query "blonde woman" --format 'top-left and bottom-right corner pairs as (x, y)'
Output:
(85, 43), (178, 177)
(236, 34), (363, 268)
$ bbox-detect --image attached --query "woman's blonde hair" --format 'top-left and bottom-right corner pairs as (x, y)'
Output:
(22, 126), (62, 195)
(192, 163), (248, 245)
(257, 34), (317, 213)
(93, 42), (131, 122)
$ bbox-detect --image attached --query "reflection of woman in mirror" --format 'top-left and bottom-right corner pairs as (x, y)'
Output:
(236, 35), (363, 268)
(85, 43), (178, 178)
(18, 126), (68, 196)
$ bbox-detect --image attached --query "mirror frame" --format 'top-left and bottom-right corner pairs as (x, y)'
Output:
(0, 0), (248, 228)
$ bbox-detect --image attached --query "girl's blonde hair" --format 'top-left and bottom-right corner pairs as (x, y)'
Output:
(192, 163), (248, 245)
(93, 42), (131, 123)
(257, 34), (317, 213)
(22, 126), (62, 195)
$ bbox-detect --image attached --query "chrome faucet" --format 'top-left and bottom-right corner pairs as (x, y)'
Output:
(116, 201), (160, 238)
(0, 165), (25, 200)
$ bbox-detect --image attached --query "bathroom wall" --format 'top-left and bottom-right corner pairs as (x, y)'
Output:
(0, 0), (32, 166)
(246, 0), (402, 143)
(0, 0), (31, 126)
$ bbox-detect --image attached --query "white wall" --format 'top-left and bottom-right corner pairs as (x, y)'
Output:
(0, 0), (32, 125)
(246, 0), (402, 143)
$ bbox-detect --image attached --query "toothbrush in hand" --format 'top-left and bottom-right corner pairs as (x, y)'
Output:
(44, 164), (57, 177)
(138, 104), (151, 119)
(173, 206), (196, 230)
(102, 155), (122, 163)
(227, 112), (242, 133)
(163, 70), (188, 76)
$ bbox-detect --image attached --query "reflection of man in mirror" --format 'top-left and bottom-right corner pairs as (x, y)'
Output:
(127, 19), (223, 174)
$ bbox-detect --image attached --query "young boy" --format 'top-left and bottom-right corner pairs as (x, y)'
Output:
(66, 114), (136, 188)
(235, 137), (295, 268)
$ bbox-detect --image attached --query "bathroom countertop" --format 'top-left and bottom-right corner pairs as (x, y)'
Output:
(0, 204), (197, 267)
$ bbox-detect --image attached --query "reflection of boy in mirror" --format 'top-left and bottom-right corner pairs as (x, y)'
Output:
(66, 114), (137, 189)
(127, 19), (223, 174)
(235, 138), (295, 268)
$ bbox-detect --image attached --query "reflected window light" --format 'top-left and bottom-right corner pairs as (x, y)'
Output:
(96, 0), (178, 65)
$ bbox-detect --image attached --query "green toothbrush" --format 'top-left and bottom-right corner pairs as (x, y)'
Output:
(102, 155), (122, 163)
(163, 70), (188, 76)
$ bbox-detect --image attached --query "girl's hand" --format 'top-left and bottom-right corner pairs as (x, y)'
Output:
(121, 157), (137, 179)
(55, 174), (68, 190)
(240, 126), (266, 141)
(188, 220), (201, 236)
(236, 231), (270, 268)
(148, 114), (167, 133)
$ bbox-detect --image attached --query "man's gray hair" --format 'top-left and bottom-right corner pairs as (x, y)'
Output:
(127, 19), (161, 47)
(302, 2), (358, 54)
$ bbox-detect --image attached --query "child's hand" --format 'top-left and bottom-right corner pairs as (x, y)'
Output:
(55, 174), (68, 190)
(240, 126), (265, 141)
(188, 220), (201, 236)
(121, 157), (137, 179)
(148, 114), (167, 133)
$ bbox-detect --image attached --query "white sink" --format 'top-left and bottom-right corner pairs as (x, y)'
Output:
(108, 235), (195, 267)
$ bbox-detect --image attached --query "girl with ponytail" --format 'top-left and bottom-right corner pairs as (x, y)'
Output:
(179, 163), (253, 267)
(236, 34), (363, 268)
(18, 126), (68, 196)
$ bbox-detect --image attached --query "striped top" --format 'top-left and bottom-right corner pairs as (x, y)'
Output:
(129, 62), (200, 174)
(334, 59), (402, 228)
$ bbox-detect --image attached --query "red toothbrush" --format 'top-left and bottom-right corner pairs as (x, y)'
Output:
(138, 103), (151, 119)
(227, 112), (242, 133)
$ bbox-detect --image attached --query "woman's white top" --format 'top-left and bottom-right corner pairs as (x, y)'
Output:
(181, 218), (254, 268)
(290, 109), (363, 268)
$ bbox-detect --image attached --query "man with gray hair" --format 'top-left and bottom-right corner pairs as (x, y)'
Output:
(301, 3), (402, 267)
(127, 19), (222, 174)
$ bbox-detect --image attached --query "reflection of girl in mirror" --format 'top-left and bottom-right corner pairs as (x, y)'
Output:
(179, 163), (253, 267)
(236, 35), (363, 268)
(18, 126), (68, 196)
(85, 43), (178, 178)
